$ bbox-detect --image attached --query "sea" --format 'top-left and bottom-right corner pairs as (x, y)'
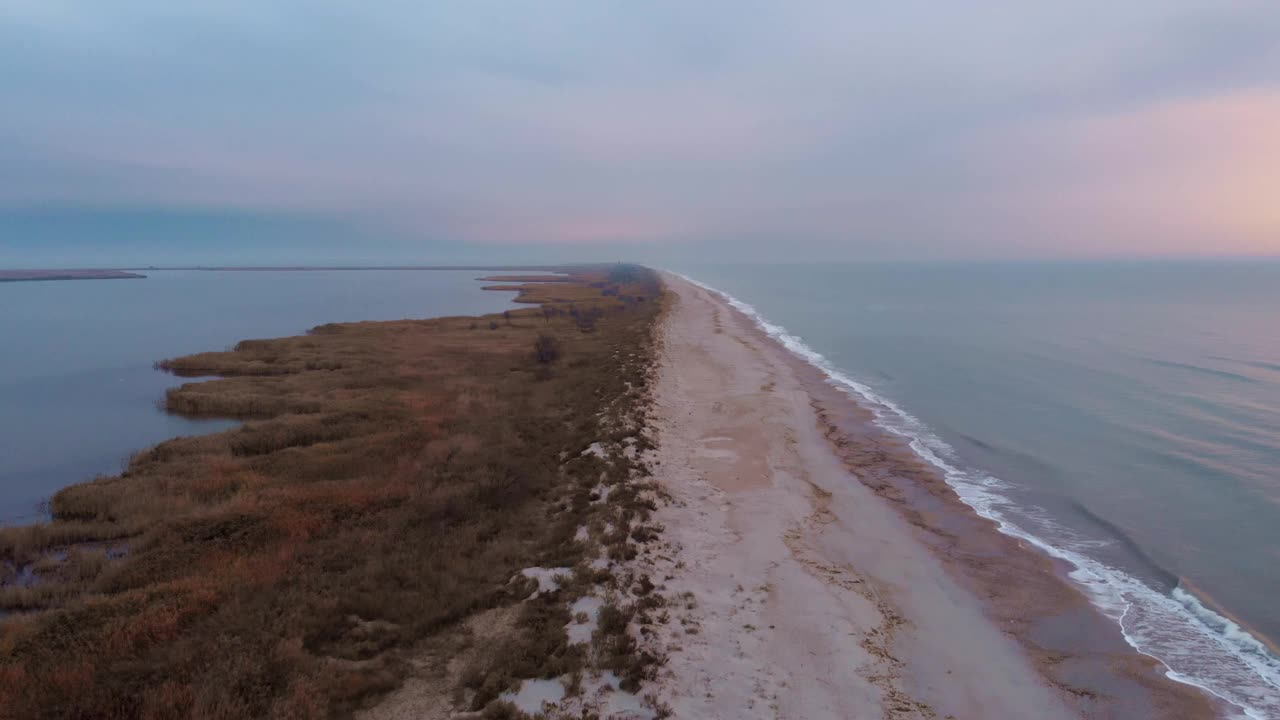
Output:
(0, 269), (515, 526)
(673, 261), (1280, 719)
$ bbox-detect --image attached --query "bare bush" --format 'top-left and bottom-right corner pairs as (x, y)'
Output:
(534, 334), (561, 364)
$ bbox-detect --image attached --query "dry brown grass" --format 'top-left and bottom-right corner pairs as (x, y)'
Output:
(0, 265), (662, 720)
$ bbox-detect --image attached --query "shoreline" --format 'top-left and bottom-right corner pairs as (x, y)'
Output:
(792, 337), (1223, 718)
(645, 273), (1220, 718)
(1177, 577), (1280, 660)
(678, 269), (1280, 718)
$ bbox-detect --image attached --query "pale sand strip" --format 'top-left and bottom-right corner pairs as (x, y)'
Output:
(641, 274), (1079, 719)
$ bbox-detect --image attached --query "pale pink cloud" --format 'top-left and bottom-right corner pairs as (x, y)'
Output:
(952, 87), (1280, 256)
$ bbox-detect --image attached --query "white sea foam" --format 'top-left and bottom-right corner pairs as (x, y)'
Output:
(672, 271), (1280, 719)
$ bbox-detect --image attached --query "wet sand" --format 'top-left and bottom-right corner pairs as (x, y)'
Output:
(642, 274), (1219, 718)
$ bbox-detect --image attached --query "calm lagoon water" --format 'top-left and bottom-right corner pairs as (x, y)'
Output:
(675, 261), (1280, 718)
(0, 270), (514, 525)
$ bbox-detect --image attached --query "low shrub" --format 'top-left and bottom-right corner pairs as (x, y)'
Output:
(533, 334), (561, 364)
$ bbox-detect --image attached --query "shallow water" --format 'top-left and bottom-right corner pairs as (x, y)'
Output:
(0, 269), (514, 524)
(674, 261), (1280, 719)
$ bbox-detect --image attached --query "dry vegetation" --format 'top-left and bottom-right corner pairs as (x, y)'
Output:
(474, 275), (573, 283)
(0, 264), (665, 720)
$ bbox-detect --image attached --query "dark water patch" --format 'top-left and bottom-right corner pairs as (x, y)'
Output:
(954, 431), (996, 452)
(1209, 355), (1280, 374)
(1142, 357), (1260, 384)
(952, 431), (1062, 481)
(1066, 501), (1180, 592)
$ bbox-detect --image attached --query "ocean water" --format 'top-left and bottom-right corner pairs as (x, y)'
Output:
(0, 270), (515, 525)
(674, 261), (1280, 719)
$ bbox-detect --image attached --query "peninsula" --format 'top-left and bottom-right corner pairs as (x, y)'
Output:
(0, 266), (1222, 719)
(0, 269), (145, 282)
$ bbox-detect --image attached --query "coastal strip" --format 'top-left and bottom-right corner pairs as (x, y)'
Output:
(0, 269), (145, 282)
(0, 265), (1240, 719)
(636, 274), (1220, 719)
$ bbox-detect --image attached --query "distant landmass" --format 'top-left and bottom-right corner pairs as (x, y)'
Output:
(0, 269), (145, 282)
(122, 265), (564, 272)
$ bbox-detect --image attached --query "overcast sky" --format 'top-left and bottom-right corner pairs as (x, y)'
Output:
(2, 1), (1278, 265)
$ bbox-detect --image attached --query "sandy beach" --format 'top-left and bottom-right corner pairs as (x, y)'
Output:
(638, 274), (1218, 719)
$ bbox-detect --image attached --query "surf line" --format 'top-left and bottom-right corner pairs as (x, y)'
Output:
(666, 270), (1280, 720)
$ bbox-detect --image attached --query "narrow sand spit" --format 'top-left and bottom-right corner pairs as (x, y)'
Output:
(641, 274), (1081, 719)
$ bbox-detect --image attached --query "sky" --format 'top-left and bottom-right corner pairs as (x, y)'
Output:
(2, 1), (1278, 265)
